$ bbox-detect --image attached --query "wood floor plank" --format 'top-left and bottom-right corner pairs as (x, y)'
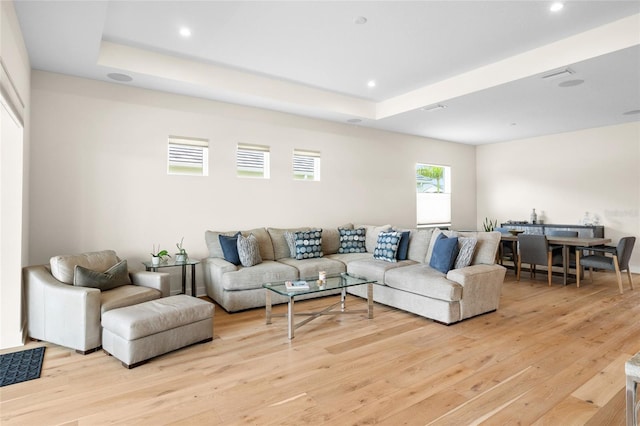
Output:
(1, 273), (638, 425)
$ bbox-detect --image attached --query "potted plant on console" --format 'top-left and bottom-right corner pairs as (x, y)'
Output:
(150, 245), (171, 266)
(175, 237), (188, 263)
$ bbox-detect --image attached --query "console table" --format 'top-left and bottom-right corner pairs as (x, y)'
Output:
(142, 259), (199, 296)
(500, 223), (604, 238)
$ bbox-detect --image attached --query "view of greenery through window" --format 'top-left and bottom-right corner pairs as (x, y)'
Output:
(416, 163), (451, 226)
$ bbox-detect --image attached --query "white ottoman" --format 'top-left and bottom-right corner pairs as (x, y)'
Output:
(102, 295), (214, 368)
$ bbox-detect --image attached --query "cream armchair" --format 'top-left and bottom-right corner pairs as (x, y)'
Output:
(24, 250), (170, 354)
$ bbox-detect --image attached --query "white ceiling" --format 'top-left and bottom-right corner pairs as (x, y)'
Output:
(13, 0), (640, 144)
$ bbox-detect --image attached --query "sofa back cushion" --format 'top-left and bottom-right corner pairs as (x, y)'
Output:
(206, 227), (275, 261)
(394, 227), (434, 263)
(268, 227), (310, 260)
(50, 250), (120, 284)
(355, 224), (392, 253)
(426, 230), (500, 266)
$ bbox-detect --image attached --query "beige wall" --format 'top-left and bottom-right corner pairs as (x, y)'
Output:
(29, 71), (477, 294)
(477, 122), (640, 272)
(1, 0), (31, 349)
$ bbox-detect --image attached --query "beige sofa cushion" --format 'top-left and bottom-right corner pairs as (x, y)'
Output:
(347, 258), (416, 283)
(205, 230), (239, 258)
(321, 223), (354, 255)
(268, 227), (310, 260)
(384, 263), (463, 302)
(394, 227), (434, 263)
(50, 250), (120, 284)
(206, 227), (275, 261)
(221, 261), (298, 291)
(449, 231), (500, 265)
(100, 285), (162, 314)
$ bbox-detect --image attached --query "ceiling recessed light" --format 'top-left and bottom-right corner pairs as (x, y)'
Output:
(367, 80), (376, 88)
(421, 104), (447, 112)
(354, 16), (367, 25)
(107, 72), (132, 82)
(179, 27), (192, 38)
(558, 79), (584, 87)
(623, 109), (640, 116)
(550, 2), (564, 12)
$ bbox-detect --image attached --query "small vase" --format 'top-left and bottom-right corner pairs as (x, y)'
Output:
(151, 256), (160, 266)
(176, 253), (187, 263)
(530, 208), (537, 224)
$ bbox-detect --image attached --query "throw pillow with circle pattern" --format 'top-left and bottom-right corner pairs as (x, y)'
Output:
(294, 229), (323, 260)
(373, 231), (402, 262)
(338, 227), (366, 253)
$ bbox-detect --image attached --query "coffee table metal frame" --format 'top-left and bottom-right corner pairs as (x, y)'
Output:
(263, 273), (376, 339)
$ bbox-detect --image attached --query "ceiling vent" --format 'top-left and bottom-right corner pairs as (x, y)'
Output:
(541, 68), (574, 80)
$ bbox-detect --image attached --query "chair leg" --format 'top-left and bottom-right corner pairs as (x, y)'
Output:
(626, 269), (635, 291)
(613, 256), (624, 294)
(589, 268), (593, 282)
(547, 252), (552, 287)
(517, 257), (521, 281)
(576, 250), (581, 288)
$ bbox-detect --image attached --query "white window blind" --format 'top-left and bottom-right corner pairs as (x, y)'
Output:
(168, 136), (209, 176)
(416, 163), (451, 227)
(293, 149), (320, 181)
(237, 143), (270, 178)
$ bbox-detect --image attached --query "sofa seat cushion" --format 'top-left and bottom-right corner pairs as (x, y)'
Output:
(221, 261), (298, 291)
(278, 257), (346, 278)
(347, 258), (416, 283)
(384, 263), (462, 302)
(100, 285), (162, 314)
(325, 252), (373, 265)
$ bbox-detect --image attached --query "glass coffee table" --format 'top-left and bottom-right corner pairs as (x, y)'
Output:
(263, 272), (377, 339)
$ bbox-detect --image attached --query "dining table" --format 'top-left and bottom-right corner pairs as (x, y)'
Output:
(500, 234), (612, 285)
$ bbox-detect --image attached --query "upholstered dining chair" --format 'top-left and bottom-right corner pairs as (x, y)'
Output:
(576, 236), (636, 294)
(517, 234), (564, 286)
(547, 230), (579, 269)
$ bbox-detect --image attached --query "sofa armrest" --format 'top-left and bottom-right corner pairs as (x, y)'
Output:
(23, 265), (102, 352)
(446, 264), (506, 320)
(130, 271), (170, 297)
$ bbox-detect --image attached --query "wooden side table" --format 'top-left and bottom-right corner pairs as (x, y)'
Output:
(142, 259), (200, 296)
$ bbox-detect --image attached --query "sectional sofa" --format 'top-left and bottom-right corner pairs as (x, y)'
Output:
(202, 224), (506, 324)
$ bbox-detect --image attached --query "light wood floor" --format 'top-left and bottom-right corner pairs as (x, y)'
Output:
(1, 270), (639, 425)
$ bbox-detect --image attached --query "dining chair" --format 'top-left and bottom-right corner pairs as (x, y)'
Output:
(547, 230), (579, 268)
(517, 234), (564, 286)
(576, 236), (635, 294)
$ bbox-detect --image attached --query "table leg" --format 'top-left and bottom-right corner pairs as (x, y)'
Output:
(341, 287), (346, 312)
(191, 264), (196, 296)
(265, 290), (272, 325)
(181, 264), (186, 294)
(563, 245), (569, 286)
(367, 283), (373, 319)
(288, 296), (295, 340)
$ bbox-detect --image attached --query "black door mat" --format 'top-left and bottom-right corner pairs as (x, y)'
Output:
(0, 346), (45, 387)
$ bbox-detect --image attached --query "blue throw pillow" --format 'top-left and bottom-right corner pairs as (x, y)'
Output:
(429, 234), (459, 273)
(338, 227), (366, 253)
(294, 229), (323, 260)
(219, 232), (241, 266)
(396, 231), (410, 260)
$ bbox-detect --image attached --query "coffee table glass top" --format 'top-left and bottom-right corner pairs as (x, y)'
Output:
(263, 272), (376, 296)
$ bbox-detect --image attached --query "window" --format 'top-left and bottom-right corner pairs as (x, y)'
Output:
(416, 163), (451, 227)
(237, 143), (270, 178)
(293, 149), (320, 181)
(167, 136), (209, 176)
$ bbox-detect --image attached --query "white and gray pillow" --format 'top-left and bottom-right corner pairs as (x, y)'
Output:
(237, 233), (262, 267)
(454, 237), (478, 269)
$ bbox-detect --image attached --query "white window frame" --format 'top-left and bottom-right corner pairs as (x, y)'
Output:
(167, 136), (209, 176)
(236, 143), (270, 179)
(416, 163), (451, 227)
(293, 149), (321, 181)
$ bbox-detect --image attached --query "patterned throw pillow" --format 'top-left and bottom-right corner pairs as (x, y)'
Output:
(284, 231), (297, 258)
(237, 233), (262, 267)
(373, 231), (402, 262)
(294, 229), (323, 260)
(338, 227), (366, 253)
(454, 237), (477, 269)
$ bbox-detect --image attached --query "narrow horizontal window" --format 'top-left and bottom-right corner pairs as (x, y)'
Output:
(293, 149), (320, 181)
(168, 136), (209, 176)
(237, 143), (270, 179)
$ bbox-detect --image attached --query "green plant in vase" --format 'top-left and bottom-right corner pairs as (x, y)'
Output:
(150, 244), (171, 265)
(175, 237), (188, 262)
(483, 217), (497, 232)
